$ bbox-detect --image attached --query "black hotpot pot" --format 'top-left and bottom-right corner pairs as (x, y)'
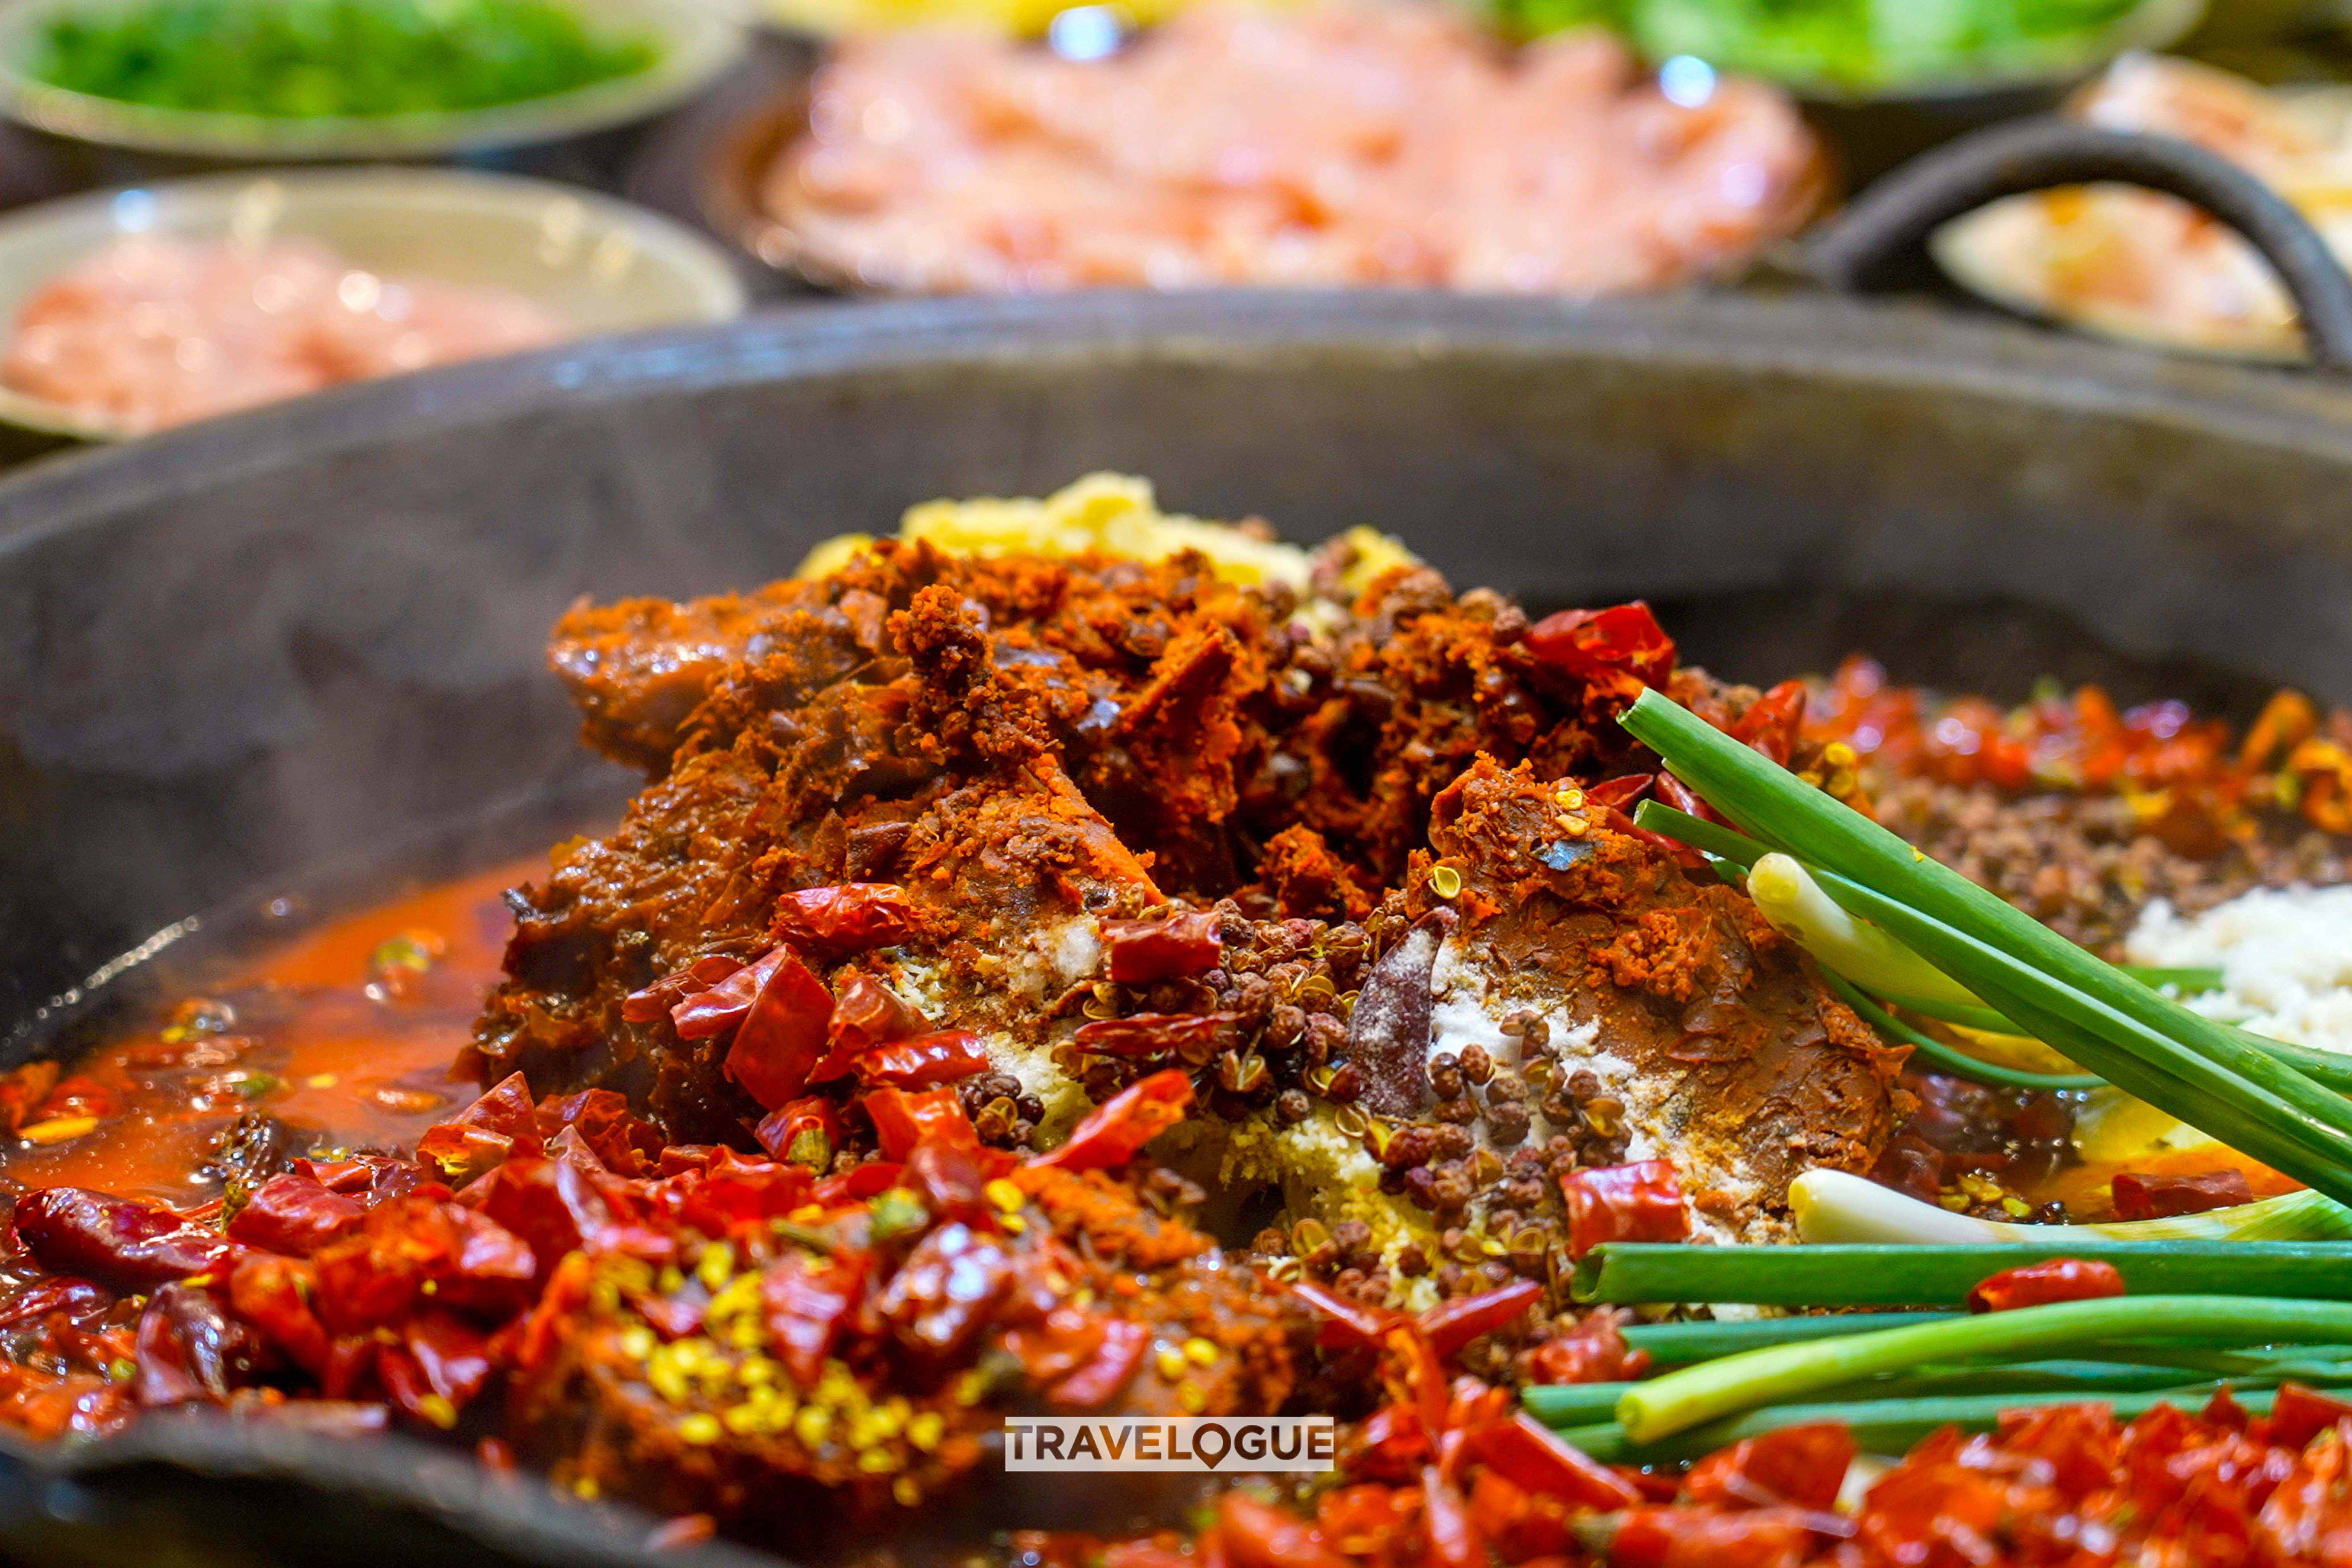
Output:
(6, 129), (2352, 1568)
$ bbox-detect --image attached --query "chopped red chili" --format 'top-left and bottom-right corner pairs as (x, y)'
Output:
(1417, 1279), (1541, 1361)
(1558, 1160), (1689, 1259)
(864, 1085), (981, 1160)
(1102, 912), (1223, 984)
(771, 884), (923, 954)
(1048, 1315), (1148, 1409)
(810, 973), (927, 1081)
(1588, 1505), (1819, 1568)
(751, 1095), (842, 1168)
(1681, 1422), (1854, 1512)
(852, 1030), (990, 1089)
(1070, 1012), (1236, 1060)
(1967, 1257), (2126, 1314)
(1522, 602), (1677, 697)
(225, 1173), (368, 1257)
(759, 1251), (866, 1383)
(1031, 1070), (1192, 1171)
(1470, 1412), (1643, 1512)
(2110, 1167), (2253, 1221)
(722, 950), (834, 1111)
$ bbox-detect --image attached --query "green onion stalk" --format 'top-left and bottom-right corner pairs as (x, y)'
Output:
(1569, 1239), (2352, 1308)
(1617, 691), (2352, 1204)
(1612, 1294), (2352, 1441)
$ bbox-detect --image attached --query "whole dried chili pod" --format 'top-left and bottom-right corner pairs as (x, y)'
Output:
(1346, 908), (1455, 1120)
(15, 1188), (240, 1293)
(773, 884), (924, 954)
(1071, 1012), (1236, 1062)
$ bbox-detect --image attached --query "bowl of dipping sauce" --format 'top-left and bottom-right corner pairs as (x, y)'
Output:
(0, 165), (746, 441)
(0, 0), (743, 159)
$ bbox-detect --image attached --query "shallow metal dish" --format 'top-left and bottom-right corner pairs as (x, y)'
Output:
(0, 166), (750, 446)
(7, 290), (2352, 1563)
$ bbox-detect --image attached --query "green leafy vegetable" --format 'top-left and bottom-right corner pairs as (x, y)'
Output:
(34, 0), (658, 118)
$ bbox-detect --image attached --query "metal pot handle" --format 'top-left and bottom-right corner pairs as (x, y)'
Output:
(1805, 117), (2352, 371)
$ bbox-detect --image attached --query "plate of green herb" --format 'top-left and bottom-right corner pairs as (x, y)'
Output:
(1494, 0), (2206, 99)
(0, 0), (743, 158)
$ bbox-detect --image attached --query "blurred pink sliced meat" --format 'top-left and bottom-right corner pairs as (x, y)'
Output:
(1, 235), (565, 434)
(765, 4), (1825, 295)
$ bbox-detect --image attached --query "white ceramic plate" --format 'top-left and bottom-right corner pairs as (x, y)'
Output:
(0, 166), (750, 440)
(0, 0), (746, 159)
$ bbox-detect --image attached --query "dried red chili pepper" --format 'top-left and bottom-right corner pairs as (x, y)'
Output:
(1418, 1278), (1541, 1361)
(811, 973), (927, 1081)
(878, 1222), (1013, 1363)
(226, 1173), (368, 1257)
(1683, 1422), (1855, 1512)
(815, 1161), (906, 1205)
(1103, 913), (1223, 984)
(773, 884), (924, 954)
(0, 1277), (109, 1330)
(15, 1188), (240, 1293)
(535, 1089), (662, 1179)
(670, 949), (785, 1041)
(1731, 679), (1809, 765)
(1347, 908), (1454, 1120)
(1032, 1070), (1193, 1172)
(1071, 1012), (1235, 1061)
(2111, 1168), (2253, 1222)
(1968, 1257), (2126, 1314)
(1049, 1315), (1148, 1409)
(1422, 1466), (1485, 1568)
(1526, 1310), (1647, 1385)
(865, 1085), (981, 1160)
(1586, 775), (1656, 811)
(1214, 1494), (1350, 1568)
(718, 950), (834, 1111)
(2260, 1383), (2352, 1449)
(1291, 1278), (1400, 1352)
(857, 1030), (991, 1089)
(0, 1061), (60, 1134)
(753, 1095), (842, 1168)
(1472, 1411), (1644, 1512)
(1652, 772), (1725, 827)
(1586, 1506), (1817, 1568)
(464, 1156), (612, 1283)
(414, 1071), (543, 1185)
(309, 1197), (536, 1335)
(135, 1282), (266, 1406)
(227, 1252), (330, 1375)
(1524, 602), (1677, 696)
(1559, 1161), (1689, 1259)
(397, 1310), (495, 1412)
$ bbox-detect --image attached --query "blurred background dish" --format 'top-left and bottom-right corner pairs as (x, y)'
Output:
(675, 5), (1830, 296)
(1932, 52), (2352, 358)
(0, 0), (743, 159)
(0, 165), (745, 445)
(1491, 0), (2208, 97)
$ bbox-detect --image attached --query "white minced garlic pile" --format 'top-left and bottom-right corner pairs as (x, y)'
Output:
(2127, 885), (2352, 1054)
